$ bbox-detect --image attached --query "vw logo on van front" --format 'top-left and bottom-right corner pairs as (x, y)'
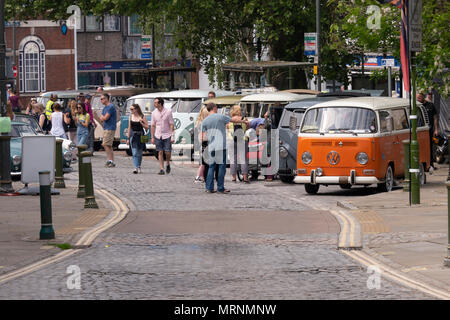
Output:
(173, 118), (181, 130)
(327, 151), (340, 165)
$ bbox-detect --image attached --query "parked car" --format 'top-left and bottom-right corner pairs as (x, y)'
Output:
(277, 92), (371, 183)
(91, 87), (158, 150)
(294, 97), (431, 194)
(14, 113), (77, 158)
(10, 122), (73, 181)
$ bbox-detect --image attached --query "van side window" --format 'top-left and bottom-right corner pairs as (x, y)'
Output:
(417, 107), (425, 127)
(379, 110), (391, 133)
(391, 108), (409, 130)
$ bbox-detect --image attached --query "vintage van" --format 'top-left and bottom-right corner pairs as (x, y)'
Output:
(295, 97), (430, 194)
(118, 92), (174, 154)
(239, 92), (313, 124)
(277, 92), (370, 183)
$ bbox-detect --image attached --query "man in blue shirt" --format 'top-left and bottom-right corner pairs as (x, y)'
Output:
(201, 102), (248, 193)
(99, 93), (117, 167)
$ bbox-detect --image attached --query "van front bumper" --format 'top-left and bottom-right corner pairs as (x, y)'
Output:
(294, 169), (380, 185)
(118, 143), (156, 150)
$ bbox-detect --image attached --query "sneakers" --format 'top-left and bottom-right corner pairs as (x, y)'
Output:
(166, 164), (171, 174)
(133, 168), (138, 174)
(158, 169), (165, 175)
(105, 160), (116, 168)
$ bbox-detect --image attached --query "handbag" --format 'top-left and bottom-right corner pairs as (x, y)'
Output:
(140, 129), (149, 144)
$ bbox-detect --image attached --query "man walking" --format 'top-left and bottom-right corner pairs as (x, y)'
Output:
(45, 93), (58, 120)
(151, 98), (174, 175)
(99, 93), (117, 167)
(417, 92), (439, 169)
(201, 102), (248, 193)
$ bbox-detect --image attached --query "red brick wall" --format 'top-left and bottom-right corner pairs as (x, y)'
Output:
(5, 22), (75, 94)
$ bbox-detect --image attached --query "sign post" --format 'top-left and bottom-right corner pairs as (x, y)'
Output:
(408, 0), (422, 205)
(141, 35), (152, 60)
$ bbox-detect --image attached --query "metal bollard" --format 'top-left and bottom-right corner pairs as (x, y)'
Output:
(54, 139), (65, 188)
(39, 171), (55, 240)
(445, 134), (450, 267)
(403, 139), (410, 192)
(77, 145), (88, 198)
(81, 151), (98, 209)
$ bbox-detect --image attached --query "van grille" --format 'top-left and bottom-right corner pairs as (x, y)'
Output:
(312, 141), (332, 146)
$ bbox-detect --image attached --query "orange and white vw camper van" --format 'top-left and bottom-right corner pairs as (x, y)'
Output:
(295, 97), (431, 194)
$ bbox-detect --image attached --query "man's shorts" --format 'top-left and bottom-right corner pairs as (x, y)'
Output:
(155, 137), (172, 152)
(102, 130), (115, 147)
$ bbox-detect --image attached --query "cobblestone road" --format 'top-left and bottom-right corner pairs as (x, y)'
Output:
(0, 152), (434, 299)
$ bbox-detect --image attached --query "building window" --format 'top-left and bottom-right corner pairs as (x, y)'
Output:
(104, 15), (120, 31)
(18, 36), (45, 93)
(128, 14), (141, 35)
(85, 15), (102, 31)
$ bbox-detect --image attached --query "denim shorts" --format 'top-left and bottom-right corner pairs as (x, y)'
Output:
(155, 137), (172, 152)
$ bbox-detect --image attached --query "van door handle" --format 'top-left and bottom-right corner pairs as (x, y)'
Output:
(393, 141), (400, 145)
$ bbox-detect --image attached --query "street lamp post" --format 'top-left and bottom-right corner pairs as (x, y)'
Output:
(0, 0), (14, 194)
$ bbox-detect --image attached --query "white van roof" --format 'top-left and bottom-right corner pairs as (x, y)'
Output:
(161, 89), (233, 99)
(126, 92), (167, 100)
(309, 97), (414, 111)
(240, 92), (312, 103)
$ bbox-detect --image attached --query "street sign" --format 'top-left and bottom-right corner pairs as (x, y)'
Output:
(304, 32), (317, 56)
(141, 35), (152, 60)
(408, 0), (422, 52)
(382, 59), (395, 67)
(12, 65), (17, 78)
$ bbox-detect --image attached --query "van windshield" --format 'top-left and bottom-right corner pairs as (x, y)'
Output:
(301, 107), (377, 134)
(125, 98), (156, 114)
(172, 99), (202, 113)
(280, 109), (305, 128)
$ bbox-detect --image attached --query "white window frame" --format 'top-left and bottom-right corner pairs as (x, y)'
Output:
(18, 36), (46, 93)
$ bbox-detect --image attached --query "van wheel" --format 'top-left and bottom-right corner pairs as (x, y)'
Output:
(419, 163), (426, 185)
(280, 175), (295, 183)
(305, 184), (320, 194)
(377, 165), (394, 192)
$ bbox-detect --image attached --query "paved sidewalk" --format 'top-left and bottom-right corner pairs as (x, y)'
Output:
(338, 164), (450, 293)
(0, 175), (111, 276)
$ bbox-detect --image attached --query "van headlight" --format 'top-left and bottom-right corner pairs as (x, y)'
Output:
(356, 152), (369, 165)
(12, 155), (21, 165)
(279, 146), (289, 158)
(301, 151), (312, 165)
(64, 151), (72, 162)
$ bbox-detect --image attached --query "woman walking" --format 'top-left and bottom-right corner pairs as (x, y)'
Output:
(76, 102), (90, 146)
(194, 106), (210, 182)
(49, 103), (68, 139)
(67, 100), (78, 144)
(226, 105), (249, 183)
(127, 104), (149, 174)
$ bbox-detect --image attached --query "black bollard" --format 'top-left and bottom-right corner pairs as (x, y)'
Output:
(39, 171), (55, 240)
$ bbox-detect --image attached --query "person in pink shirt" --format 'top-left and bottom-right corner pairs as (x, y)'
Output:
(151, 97), (174, 175)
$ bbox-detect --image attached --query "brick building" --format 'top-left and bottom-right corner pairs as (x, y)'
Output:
(5, 15), (200, 104)
(5, 20), (76, 98)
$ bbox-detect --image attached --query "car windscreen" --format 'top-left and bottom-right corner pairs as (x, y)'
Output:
(280, 109), (306, 128)
(172, 99), (202, 113)
(301, 107), (377, 134)
(11, 124), (36, 137)
(15, 115), (42, 133)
